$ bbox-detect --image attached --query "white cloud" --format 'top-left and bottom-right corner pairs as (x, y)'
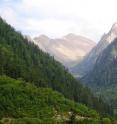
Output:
(22, 18), (77, 37)
(1, 0), (117, 42)
(0, 7), (17, 26)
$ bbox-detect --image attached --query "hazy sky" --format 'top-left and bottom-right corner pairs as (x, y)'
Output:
(0, 0), (117, 42)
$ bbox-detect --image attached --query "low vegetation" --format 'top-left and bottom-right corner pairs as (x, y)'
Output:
(0, 76), (99, 123)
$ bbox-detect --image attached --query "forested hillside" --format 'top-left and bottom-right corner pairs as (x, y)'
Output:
(0, 17), (112, 116)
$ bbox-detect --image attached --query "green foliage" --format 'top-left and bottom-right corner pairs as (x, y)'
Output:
(96, 84), (117, 117)
(0, 76), (115, 123)
(0, 76), (99, 123)
(0, 17), (112, 116)
(10, 118), (43, 124)
(102, 118), (112, 124)
(75, 120), (100, 124)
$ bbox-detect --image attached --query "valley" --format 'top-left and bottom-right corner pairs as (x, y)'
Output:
(33, 33), (96, 68)
(70, 22), (117, 78)
(0, 17), (116, 124)
(32, 20), (117, 120)
(1, 0), (117, 123)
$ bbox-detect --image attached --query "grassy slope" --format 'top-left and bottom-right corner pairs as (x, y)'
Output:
(0, 76), (101, 124)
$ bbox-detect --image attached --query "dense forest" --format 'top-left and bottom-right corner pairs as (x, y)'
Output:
(0, 17), (116, 123)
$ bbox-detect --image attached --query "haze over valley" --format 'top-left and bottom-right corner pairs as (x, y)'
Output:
(34, 33), (96, 68)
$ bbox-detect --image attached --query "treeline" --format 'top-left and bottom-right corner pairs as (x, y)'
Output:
(0, 17), (112, 116)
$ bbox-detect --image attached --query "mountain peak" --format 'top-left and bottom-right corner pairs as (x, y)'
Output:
(105, 21), (117, 43)
(36, 34), (49, 39)
(40, 34), (49, 38)
(70, 21), (117, 78)
(111, 21), (117, 30)
(34, 33), (95, 68)
(63, 33), (78, 40)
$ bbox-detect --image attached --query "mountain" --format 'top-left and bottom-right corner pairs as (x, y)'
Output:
(0, 17), (112, 117)
(82, 38), (117, 117)
(71, 22), (117, 78)
(83, 38), (117, 86)
(34, 33), (96, 68)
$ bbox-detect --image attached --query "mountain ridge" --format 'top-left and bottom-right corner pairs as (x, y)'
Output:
(82, 38), (117, 116)
(83, 38), (117, 86)
(34, 33), (96, 68)
(70, 22), (117, 78)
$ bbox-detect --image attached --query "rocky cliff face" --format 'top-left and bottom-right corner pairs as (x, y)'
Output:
(81, 25), (117, 114)
(83, 38), (117, 86)
(71, 22), (117, 78)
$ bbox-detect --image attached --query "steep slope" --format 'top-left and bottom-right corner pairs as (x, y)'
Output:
(83, 38), (117, 86)
(34, 33), (96, 68)
(83, 38), (117, 116)
(0, 17), (111, 115)
(0, 76), (100, 124)
(71, 22), (117, 78)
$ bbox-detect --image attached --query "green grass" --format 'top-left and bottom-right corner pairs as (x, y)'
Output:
(0, 76), (99, 123)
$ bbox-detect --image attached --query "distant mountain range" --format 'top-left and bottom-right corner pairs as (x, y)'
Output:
(33, 33), (96, 68)
(70, 22), (117, 78)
